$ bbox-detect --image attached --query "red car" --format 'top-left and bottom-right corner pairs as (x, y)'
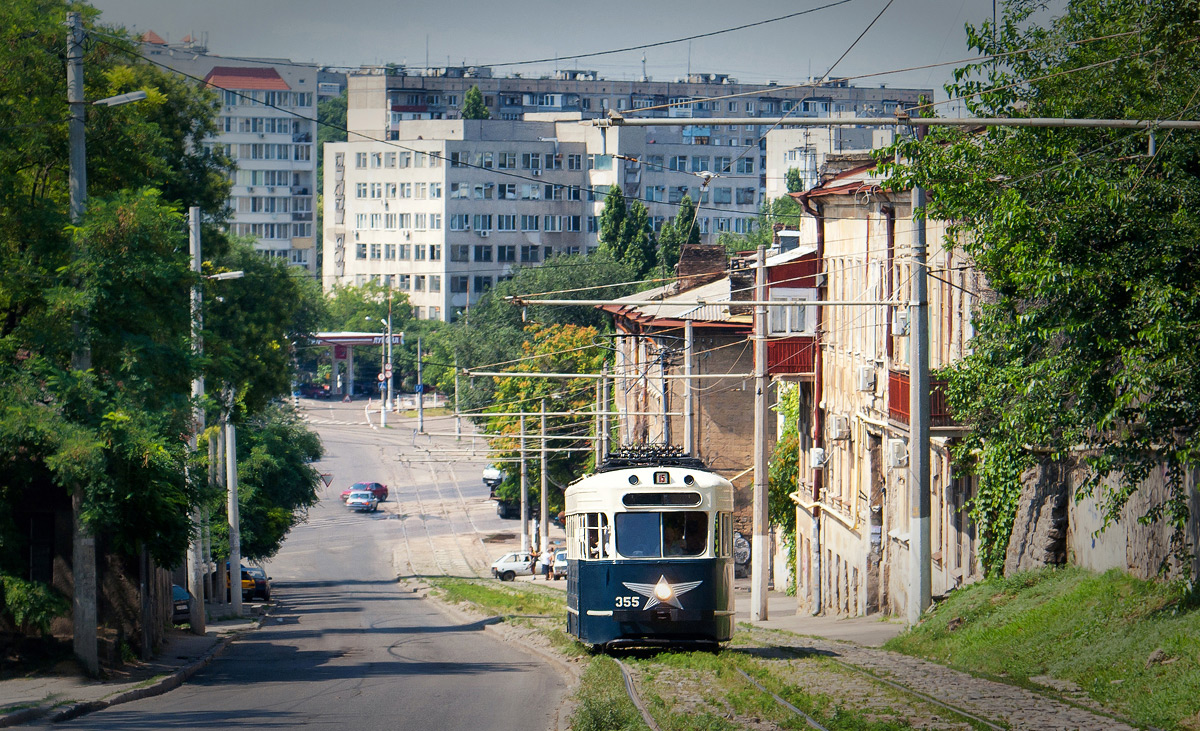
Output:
(341, 481), (388, 502)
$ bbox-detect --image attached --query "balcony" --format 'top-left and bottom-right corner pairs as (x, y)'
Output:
(887, 370), (956, 426)
(766, 336), (816, 375)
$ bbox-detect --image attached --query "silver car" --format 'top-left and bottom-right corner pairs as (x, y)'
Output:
(345, 490), (379, 512)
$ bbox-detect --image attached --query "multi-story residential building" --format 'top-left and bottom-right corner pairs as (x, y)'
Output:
(764, 123), (897, 200)
(788, 153), (985, 616)
(323, 116), (773, 320)
(139, 33), (319, 272)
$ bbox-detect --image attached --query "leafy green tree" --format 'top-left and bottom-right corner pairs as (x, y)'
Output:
(597, 187), (655, 277)
(716, 195), (803, 254)
(657, 194), (703, 276)
(785, 167), (803, 194)
(317, 90), (348, 146)
(461, 85), (490, 120)
(485, 324), (607, 512)
(878, 0), (1200, 574)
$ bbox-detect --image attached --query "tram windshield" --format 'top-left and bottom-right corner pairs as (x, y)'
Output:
(615, 511), (707, 558)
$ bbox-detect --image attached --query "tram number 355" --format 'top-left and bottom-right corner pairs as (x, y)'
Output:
(615, 596), (641, 608)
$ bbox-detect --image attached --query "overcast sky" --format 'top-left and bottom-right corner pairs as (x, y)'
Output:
(88, 0), (1055, 108)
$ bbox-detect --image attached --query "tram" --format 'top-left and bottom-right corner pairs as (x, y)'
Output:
(564, 446), (735, 650)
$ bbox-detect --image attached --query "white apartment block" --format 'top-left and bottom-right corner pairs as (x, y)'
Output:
(323, 117), (772, 321)
(139, 34), (318, 272)
(764, 123), (898, 201)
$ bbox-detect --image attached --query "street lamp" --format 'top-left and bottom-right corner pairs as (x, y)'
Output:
(66, 11), (150, 675)
(366, 298), (396, 427)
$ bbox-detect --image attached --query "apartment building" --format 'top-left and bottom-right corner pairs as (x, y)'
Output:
(789, 153), (986, 617)
(323, 116), (774, 320)
(139, 33), (319, 272)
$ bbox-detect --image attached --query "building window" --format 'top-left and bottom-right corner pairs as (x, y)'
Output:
(450, 183), (469, 199)
(520, 245), (540, 263)
(355, 183), (367, 198)
(398, 244), (411, 260)
(449, 214), (470, 231)
(474, 244), (493, 262)
(497, 152), (516, 169)
(429, 213), (442, 229)
(520, 215), (539, 231)
(355, 243), (367, 259)
(543, 215), (562, 232)
(473, 214), (492, 231)
(414, 244), (426, 260)
(713, 187), (732, 204)
(522, 152), (542, 170)
(737, 157), (755, 174)
(370, 152), (383, 168)
(565, 215), (581, 232)
(430, 244), (442, 261)
(397, 274), (411, 290)
(497, 183), (517, 200)
(429, 183), (442, 199)
(450, 151), (468, 167)
(414, 275), (426, 292)
(355, 152), (367, 168)
(497, 214), (517, 231)
(370, 182), (382, 199)
(450, 244), (471, 262)
(669, 155), (687, 171)
(473, 275), (493, 293)
(450, 276), (469, 293)
(384, 243), (396, 260)
(520, 184), (540, 200)
(567, 153), (582, 170)
(769, 288), (816, 334)
(498, 245), (516, 262)
(691, 156), (709, 173)
(429, 275), (441, 292)
(369, 243), (382, 260)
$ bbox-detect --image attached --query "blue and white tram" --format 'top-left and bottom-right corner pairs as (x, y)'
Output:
(564, 450), (735, 650)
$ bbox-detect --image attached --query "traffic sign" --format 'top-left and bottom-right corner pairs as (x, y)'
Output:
(384, 365), (393, 378)
(377, 372), (386, 382)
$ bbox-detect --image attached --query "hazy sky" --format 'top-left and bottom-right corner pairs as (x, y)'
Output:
(88, 0), (1045, 107)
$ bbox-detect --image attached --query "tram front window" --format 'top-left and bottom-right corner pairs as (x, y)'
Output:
(615, 512), (708, 558)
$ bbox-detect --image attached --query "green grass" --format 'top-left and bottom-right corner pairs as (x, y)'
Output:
(427, 577), (566, 617)
(570, 656), (649, 731)
(886, 566), (1200, 730)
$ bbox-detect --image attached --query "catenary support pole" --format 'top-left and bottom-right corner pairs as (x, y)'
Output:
(226, 400), (243, 617)
(540, 400), (549, 558)
(454, 357), (461, 440)
(594, 378), (602, 467)
(520, 414), (529, 553)
(386, 293), (394, 411)
(186, 207), (207, 634)
(684, 321), (694, 455)
(907, 181), (932, 625)
(601, 366), (610, 456)
(417, 338), (424, 433)
(752, 245), (770, 622)
(66, 11), (98, 676)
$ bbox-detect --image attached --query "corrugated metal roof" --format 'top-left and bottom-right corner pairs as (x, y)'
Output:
(608, 278), (736, 323)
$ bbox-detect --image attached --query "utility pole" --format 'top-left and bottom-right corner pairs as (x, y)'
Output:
(601, 366), (610, 457)
(751, 245), (770, 622)
(66, 10), (97, 676)
(226, 395), (243, 617)
(386, 293), (394, 412)
(454, 357), (462, 440)
(907, 181), (932, 625)
(416, 338), (424, 433)
(684, 321), (694, 455)
(659, 343), (671, 446)
(540, 399), (549, 558)
(520, 413), (528, 553)
(594, 377), (602, 467)
(186, 208), (207, 634)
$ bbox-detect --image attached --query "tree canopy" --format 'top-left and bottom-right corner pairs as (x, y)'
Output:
(879, 0), (1200, 574)
(461, 85), (490, 120)
(597, 187), (656, 277)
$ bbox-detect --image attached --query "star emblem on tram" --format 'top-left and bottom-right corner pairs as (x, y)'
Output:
(622, 576), (703, 610)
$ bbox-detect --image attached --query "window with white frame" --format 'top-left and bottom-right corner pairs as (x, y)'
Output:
(769, 288), (817, 335)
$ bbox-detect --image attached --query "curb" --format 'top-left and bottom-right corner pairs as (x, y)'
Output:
(0, 622), (256, 728)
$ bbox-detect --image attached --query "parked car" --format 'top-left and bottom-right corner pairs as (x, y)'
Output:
(245, 565), (271, 600)
(341, 481), (388, 502)
(490, 551), (536, 581)
(298, 383), (328, 398)
(551, 549), (568, 580)
(225, 564), (254, 602)
(482, 465), (505, 488)
(172, 584), (192, 623)
(345, 490), (380, 512)
(495, 500), (538, 520)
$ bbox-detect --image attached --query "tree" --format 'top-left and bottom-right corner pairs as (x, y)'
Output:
(785, 167), (803, 194)
(597, 187), (655, 277)
(878, 0), (1200, 574)
(485, 324), (607, 514)
(461, 85), (490, 120)
(657, 195), (702, 275)
(716, 195), (804, 254)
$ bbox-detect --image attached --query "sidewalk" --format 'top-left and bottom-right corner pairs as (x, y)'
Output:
(731, 578), (906, 647)
(0, 612), (260, 728)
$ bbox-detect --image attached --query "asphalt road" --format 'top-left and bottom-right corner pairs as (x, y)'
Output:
(35, 399), (565, 731)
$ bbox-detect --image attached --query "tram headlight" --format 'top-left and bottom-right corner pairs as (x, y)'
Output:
(654, 578), (674, 601)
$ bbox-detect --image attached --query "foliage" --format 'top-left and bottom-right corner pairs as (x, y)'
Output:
(785, 167), (803, 194)
(570, 656), (647, 731)
(768, 384), (801, 592)
(485, 324), (608, 512)
(424, 252), (637, 411)
(877, 0), (1200, 575)
(225, 405), (324, 561)
(656, 194), (702, 277)
(715, 195), (804, 254)
(461, 85), (490, 120)
(0, 575), (70, 635)
(887, 566), (1200, 730)
(316, 90), (347, 146)
(597, 187), (656, 277)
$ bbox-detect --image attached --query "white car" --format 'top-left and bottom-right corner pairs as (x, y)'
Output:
(490, 552), (536, 581)
(345, 490), (379, 512)
(550, 549), (568, 580)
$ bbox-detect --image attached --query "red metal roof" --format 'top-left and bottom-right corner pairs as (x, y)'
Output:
(141, 30), (166, 45)
(204, 67), (290, 91)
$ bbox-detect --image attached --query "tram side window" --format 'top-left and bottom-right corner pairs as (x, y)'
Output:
(582, 512), (609, 558)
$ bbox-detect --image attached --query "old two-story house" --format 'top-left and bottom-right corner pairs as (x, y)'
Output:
(602, 243), (821, 580)
(788, 153), (987, 616)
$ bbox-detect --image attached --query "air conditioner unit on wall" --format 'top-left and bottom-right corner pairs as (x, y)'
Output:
(888, 438), (908, 468)
(856, 365), (876, 392)
(479, 230), (490, 238)
(827, 414), (849, 441)
(809, 447), (828, 468)
(893, 308), (910, 336)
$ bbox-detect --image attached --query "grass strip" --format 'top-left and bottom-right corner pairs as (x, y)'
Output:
(886, 566), (1200, 730)
(571, 655), (653, 731)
